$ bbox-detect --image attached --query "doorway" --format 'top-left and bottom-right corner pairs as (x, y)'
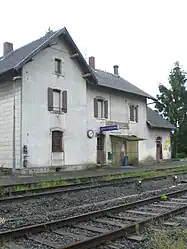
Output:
(156, 136), (163, 162)
(97, 134), (105, 164)
(51, 130), (64, 166)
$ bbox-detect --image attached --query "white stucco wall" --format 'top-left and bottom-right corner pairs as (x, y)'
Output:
(139, 128), (171, 162)
(87, 84), (172, 165)
(22, 38), (89, 168)
(0, 79), (21, 168)
(87, 84), (148, 164)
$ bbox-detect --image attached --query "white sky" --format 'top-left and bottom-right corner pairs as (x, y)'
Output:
(0, 0), (186, 97)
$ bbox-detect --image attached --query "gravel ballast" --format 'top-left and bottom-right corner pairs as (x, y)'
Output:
(0, 175), (186, 232)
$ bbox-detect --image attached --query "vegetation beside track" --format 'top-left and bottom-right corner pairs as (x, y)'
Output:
(1, 165), (187, 196)
(145, 226), (187, 249)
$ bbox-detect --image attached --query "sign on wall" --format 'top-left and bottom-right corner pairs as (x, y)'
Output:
(100, 125), (119, 132)
(106, 120), (129, 129)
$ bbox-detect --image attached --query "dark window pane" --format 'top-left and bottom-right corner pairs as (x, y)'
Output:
(55, 59), (62, 74)
(52, 131), (63, 152)
(130, 105), (135, 121)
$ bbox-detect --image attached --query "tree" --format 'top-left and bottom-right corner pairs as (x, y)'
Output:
(155, 61), (187, 158)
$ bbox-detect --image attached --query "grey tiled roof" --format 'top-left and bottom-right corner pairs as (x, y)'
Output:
(147, 107), (175, 130)
(0, 28), (97, 84)
(93, 69), (155, 99)
(0, 31), (57, 75)
(0, 27), (154, 99)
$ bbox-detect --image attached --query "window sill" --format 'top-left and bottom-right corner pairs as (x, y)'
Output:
(53, 72), (64, 77)
(50, 110), (66, 115)
(129, 121), (138, 124)
(95, 117), (107, 120)
(52, 151), (64, 153)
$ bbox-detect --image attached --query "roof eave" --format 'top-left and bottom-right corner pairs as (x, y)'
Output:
(146, 121), (176, 130)
(61, 28), (98, 84)
(14, 29), (64, 72)
(13, 27), (97, 84)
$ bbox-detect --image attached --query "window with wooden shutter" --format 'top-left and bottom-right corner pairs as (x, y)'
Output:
(94, 98), (108, 119)
(94, 98), (98, 118)
(97, 100), (104, 118)
(104, 100), (108, 119)
(129, 105), (135, 121)
(135, 105), (138, 122)
(53, 89), (61, 111)
(62, 90), (67, 113)
(129, 105), (138, 122)
(48, 88), (53, 111)
(52, 131), (63, 152)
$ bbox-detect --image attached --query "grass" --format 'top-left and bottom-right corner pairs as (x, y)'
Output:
(10, 179), (68, 193)
(100, 165), (187, 182)
(145, 226), (187, 249)
(1, 165), (187, 196)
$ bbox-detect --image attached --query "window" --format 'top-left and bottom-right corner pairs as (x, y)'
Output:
(94, 98), (108, 119)
(53, 89), (60, 111)
(52, 131), (63, 152)
(48, 88), (67, 113)
(55, 58), (62, 74)
(129, 105), (138, 122)
(98, 99), (104, 118)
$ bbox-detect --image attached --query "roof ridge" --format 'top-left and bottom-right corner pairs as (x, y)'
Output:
(14, 29), (61, 70)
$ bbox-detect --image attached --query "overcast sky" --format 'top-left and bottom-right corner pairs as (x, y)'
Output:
(0, 0), (186, 97)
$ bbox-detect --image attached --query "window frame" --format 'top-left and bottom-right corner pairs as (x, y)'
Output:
(97, 99), (104, 119)
(129, 104), (138, 122)
(52, 89), (61, 112)
(55, 58), (62, 74)
(52, 130), (63, 152)
(94, 96), (108, 119)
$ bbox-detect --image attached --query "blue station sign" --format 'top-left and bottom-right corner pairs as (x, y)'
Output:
(100, 125), (119, 132)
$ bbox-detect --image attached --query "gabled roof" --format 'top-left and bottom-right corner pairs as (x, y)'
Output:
(0, 28), (97, 84)
(0, 28), (154, 100)
(93, 69), (155, 100)
(147, 107), (175, 130)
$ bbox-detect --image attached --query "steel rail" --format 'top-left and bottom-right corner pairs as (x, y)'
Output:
(60, 203), (187, 249)
(0, 171), (186, 203)
(0, 186), (187, 242)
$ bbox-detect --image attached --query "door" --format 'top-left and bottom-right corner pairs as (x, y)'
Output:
(126, 140), (138, 165)
(51, 130), (64, 166)
(156, 137), (163, 162)
(97, 134), (105, 164)
(111, 137), (123, 166)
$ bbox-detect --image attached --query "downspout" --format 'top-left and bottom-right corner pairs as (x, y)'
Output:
(110, 92), (112, 120)
(20, 77), (23, 168)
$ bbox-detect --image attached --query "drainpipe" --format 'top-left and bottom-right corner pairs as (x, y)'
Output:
(20, 78), (23, 168)
(12, 76), (22, 175)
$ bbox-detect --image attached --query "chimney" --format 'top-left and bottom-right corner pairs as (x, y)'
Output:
(3, 42), (13, 56)
(89, 56), (95, 69)
(113, 65), (119, 76)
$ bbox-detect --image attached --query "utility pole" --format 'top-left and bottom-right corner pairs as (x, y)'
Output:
(12, 76), (22, 176)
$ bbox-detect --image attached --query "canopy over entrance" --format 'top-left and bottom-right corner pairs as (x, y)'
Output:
(110, 134), (146, 141)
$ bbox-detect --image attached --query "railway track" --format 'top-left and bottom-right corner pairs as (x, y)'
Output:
(3, 186), (187, 249)
(1, 171), (187, 203)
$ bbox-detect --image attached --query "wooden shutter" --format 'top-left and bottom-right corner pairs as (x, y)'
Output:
(135, 105), (138, 122)
(104, 100), (108, 119)
(62, 90), (67, 113)
(48, 87), (53, 111)
(94, 98), (98, 118)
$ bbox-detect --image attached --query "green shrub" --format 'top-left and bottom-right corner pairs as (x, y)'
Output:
(177, 152), (187, 158)
(160, 194), (168, 201)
